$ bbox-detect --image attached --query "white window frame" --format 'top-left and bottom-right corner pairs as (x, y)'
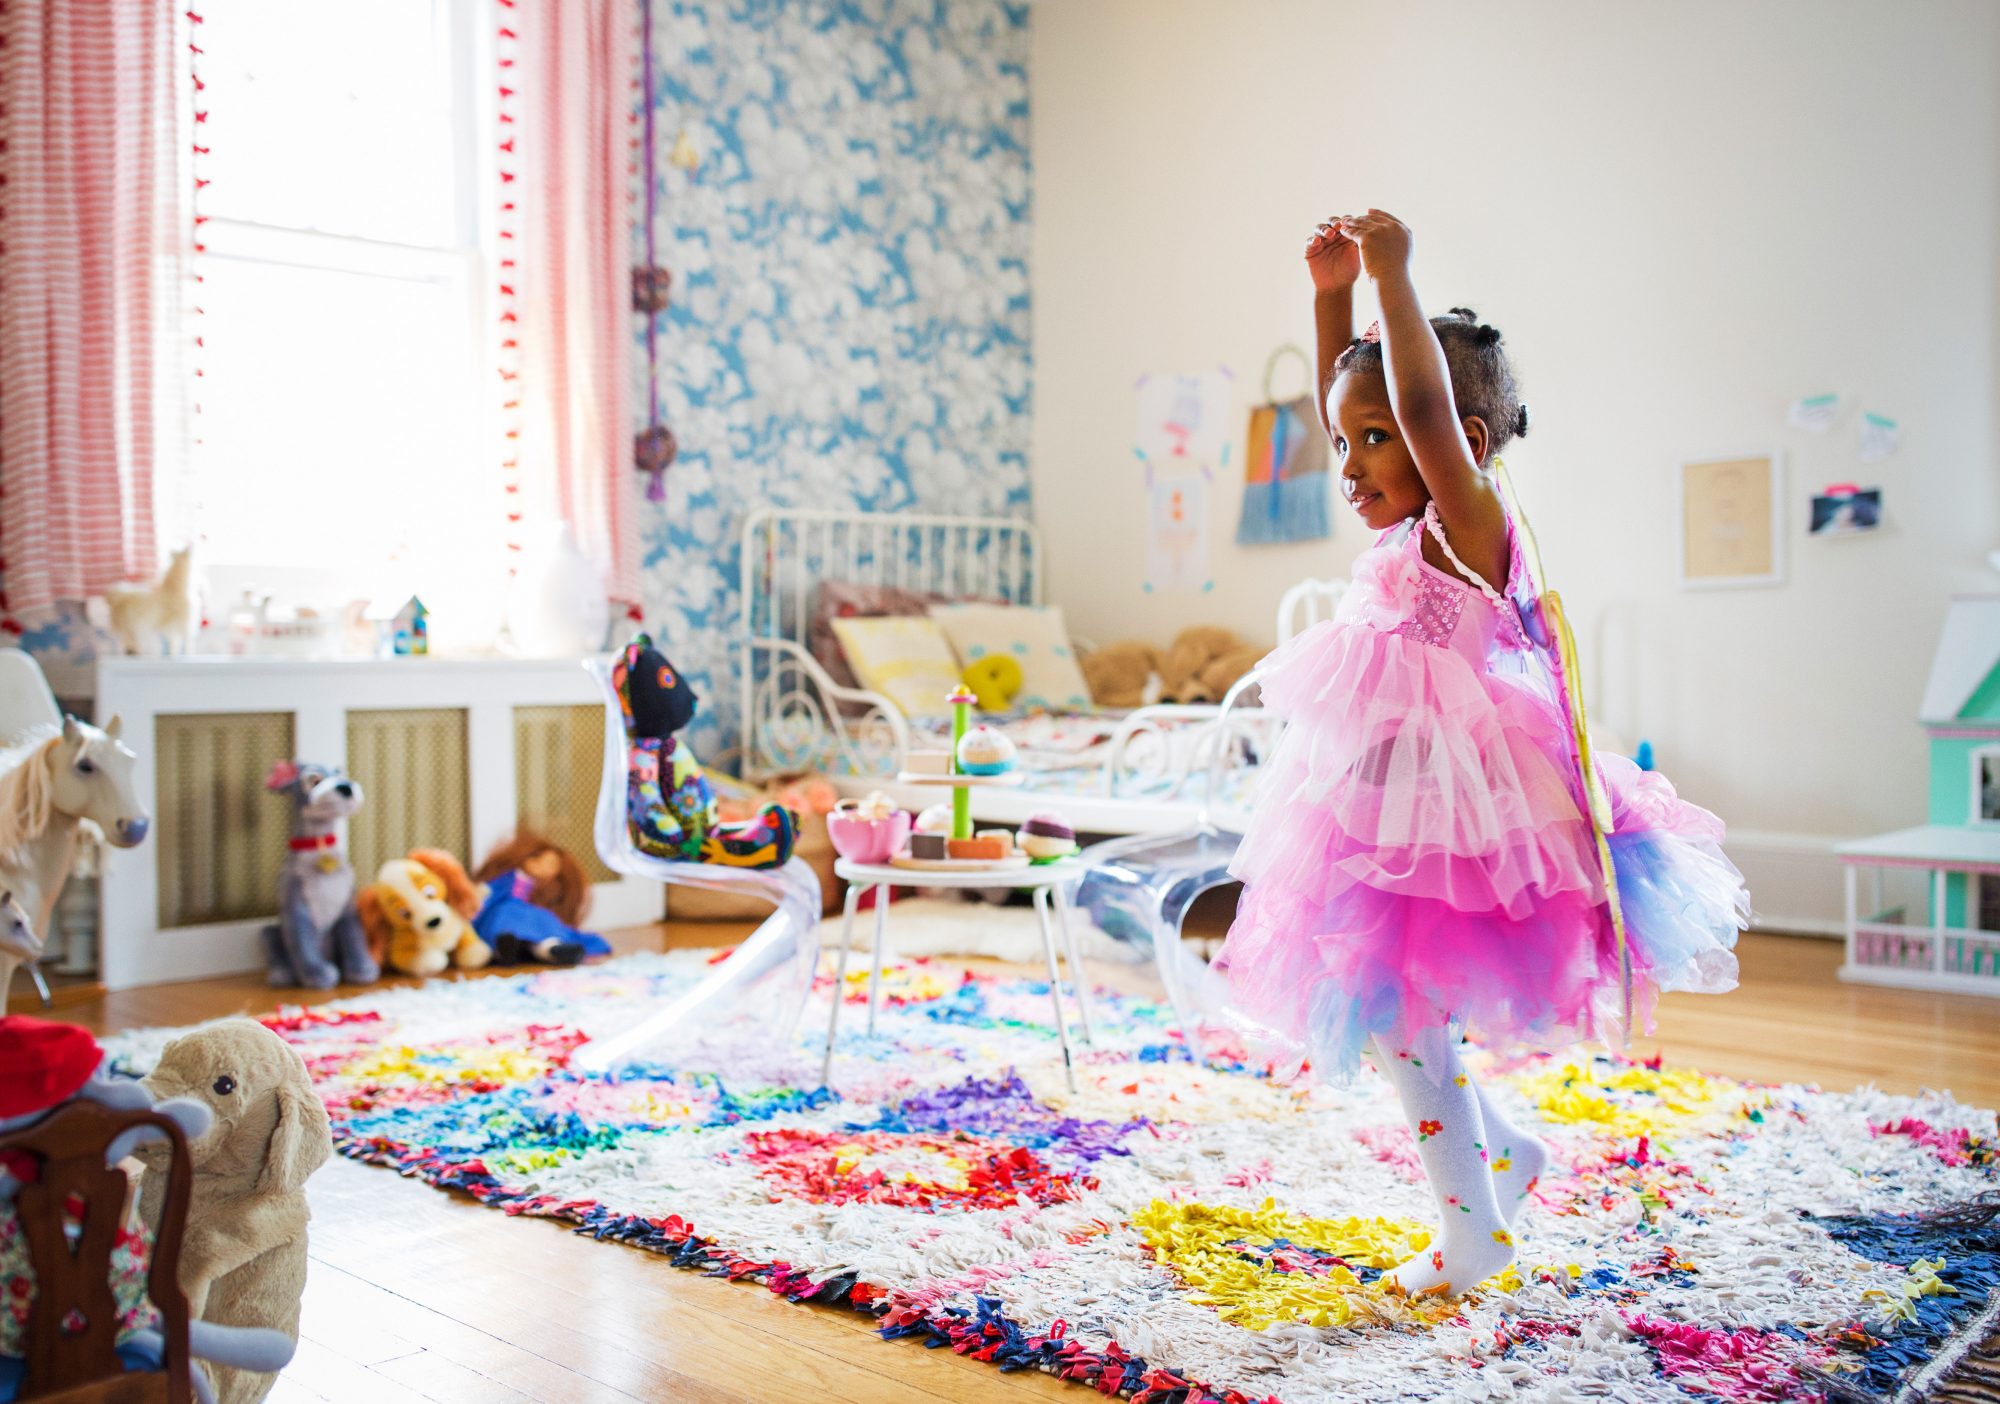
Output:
(189, 0), (496, 610)
(1971, 744), (2000, 827)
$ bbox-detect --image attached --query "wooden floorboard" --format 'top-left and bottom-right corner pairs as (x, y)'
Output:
(54, 922), (2000, 1402)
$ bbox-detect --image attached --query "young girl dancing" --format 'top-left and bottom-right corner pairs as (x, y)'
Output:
(1219, 209), (1749, 1297)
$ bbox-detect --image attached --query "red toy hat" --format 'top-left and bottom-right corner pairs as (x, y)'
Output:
(0, 1015), (104, 1119)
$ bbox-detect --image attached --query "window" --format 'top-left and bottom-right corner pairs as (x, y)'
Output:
(187, 0), (501, 622)
(1975, 747), (2000, 825)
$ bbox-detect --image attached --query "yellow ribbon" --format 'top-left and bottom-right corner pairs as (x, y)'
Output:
(1497, 462), (1632, 1038)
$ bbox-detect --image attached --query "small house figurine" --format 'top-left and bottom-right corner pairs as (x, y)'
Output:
(1836, 594), (2000, 994)
(392, 596), (429, 657)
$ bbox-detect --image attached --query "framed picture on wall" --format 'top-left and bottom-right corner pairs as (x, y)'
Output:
(1678, 452), (1785, 589)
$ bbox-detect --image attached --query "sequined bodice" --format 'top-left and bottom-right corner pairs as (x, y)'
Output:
(1386, 505), (1519, 665)
(1394, 558), (1502, 661)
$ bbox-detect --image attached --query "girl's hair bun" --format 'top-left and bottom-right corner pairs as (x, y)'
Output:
(1514, 403), (1531, 439)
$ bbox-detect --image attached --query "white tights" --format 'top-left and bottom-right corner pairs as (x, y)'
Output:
(1373, 1041), (1549, 1296)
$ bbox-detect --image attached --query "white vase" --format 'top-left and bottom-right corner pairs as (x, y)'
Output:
(506, 524), (611, 658)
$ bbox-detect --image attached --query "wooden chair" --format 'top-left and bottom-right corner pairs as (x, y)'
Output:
(0, 1099), (193, 1403)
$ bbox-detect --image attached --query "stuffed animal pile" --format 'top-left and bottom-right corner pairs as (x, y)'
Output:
(1079, 625), (1264, 708)
(356, 840), (612, 977)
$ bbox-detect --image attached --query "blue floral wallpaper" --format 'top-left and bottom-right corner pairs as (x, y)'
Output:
(635, 0), (1033, 758)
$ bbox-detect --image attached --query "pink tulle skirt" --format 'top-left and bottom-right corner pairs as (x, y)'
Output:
(1218, 617), (1747, 1081)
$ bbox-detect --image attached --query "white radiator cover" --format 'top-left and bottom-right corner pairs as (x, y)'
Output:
(97, 656), (663, 989)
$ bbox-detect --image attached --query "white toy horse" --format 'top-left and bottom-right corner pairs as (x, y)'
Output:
(0, 715), (151, 1000)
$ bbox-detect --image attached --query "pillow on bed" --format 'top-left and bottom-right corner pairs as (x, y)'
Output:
(810, 581), (937, 693)
(830, 615), (965, 718)
(929, 603), (1093, 713)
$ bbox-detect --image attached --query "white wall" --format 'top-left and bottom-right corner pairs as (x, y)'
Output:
(1031, 0), (2000, 926)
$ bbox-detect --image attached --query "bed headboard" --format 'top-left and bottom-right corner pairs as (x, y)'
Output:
(739, 508), (1043, 647)
(736, 508), (1043, 776)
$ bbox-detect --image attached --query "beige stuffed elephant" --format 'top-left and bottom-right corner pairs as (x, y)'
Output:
(138, 1018), (333, 1404)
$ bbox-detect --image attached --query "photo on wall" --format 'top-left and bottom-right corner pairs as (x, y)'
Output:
(1808, 484), (1884, 537)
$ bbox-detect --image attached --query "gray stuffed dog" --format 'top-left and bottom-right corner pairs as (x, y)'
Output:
(260, 760), (376, 988)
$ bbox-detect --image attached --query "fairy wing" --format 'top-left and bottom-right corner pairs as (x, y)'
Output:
(1496, 463), (1632, 1033)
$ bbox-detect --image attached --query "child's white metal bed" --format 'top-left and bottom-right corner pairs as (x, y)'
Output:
(736, 506), (1347, 835)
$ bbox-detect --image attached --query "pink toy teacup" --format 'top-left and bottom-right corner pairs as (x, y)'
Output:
(826, 796), (911, 865)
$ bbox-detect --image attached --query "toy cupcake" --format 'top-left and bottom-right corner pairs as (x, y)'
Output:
(956, 725), (1018, 776)
(1019, 813), (1078, 861)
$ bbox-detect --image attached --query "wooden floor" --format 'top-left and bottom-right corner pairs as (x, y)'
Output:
(55, 926), (2000, 1403)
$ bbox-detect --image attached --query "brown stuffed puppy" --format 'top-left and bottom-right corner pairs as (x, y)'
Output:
(355, 849), (492, 977)
(139, 1018), (333, 1404)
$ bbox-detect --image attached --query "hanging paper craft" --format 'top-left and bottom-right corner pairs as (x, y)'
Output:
(1146, 475), (1211, 592)
(1135, 370), (1232, 466)
(1236, 344), (1330, 545)
(1859, 411), (1900, 462)
(1786, 393), (1841, 433)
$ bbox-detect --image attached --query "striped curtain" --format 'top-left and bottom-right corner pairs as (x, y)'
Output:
(505, 0), (641, 612)
(0, 0), (190, 617)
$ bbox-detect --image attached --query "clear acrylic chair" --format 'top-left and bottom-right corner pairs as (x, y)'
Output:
(1071, 667), (1269, 1041)
(566, 658), (823, 1075)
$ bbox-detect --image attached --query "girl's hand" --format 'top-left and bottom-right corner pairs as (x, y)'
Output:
(1305, 218), (1361, 292)
(1335, 209), (1413, 281)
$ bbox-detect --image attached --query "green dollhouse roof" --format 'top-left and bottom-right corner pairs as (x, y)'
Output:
(1921, 594), (2000, 724)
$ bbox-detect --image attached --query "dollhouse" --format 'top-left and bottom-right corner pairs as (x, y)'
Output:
(1836, 594), (2000, 994)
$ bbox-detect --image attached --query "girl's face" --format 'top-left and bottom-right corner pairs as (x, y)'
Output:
(1329, 371), (1428, 531)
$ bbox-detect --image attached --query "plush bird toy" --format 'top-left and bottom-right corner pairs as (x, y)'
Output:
(613, 634), (795, 868)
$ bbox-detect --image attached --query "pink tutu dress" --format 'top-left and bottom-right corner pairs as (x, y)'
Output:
(1218, 504), (1748, 1080)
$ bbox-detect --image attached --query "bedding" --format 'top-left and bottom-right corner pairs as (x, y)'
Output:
(928, 602), (1093, 712)
(808, 580), (939, 694)
(828, 615), (963, 718)
(901, 710), (1262, 811)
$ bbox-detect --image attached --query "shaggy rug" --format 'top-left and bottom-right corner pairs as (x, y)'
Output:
(113, 953), (2000, 1403)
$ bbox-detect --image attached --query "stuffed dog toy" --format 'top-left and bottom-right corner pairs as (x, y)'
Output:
(138, 1019), (333, 1404)
(0, 1016), (295, 1404)
(355, 849), (492, 978)
(260, 760), (376, 989)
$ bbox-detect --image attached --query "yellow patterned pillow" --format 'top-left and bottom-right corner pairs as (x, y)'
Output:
(830, 615), (965, 718)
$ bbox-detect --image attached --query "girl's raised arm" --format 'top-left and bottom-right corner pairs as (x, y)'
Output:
(1304, 219), (1359, 439)
(1338, 211), (1506, 570)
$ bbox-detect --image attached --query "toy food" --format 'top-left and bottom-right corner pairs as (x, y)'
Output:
(909, 833), (950, 860)
(955, 725), (1017, 775)
(915, 802), (954, 833)
(961, 654), (1024, 712)
(1019, 813), (1079, 861)
(827, 792), (912, 865)
(905, 749), (954, 777)
(948, 835), (1007, 860)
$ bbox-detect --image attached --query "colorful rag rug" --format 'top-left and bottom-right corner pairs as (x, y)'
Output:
(111, 954), (2000, 1403)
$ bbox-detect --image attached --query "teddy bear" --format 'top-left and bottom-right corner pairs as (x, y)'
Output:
(1160, 626), (1263, 704)
(354, 850), (493, 978)
(614, 633), (796, 868)
(138, 1019), (333, 1404)
(1079, 640), (1161, 709)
